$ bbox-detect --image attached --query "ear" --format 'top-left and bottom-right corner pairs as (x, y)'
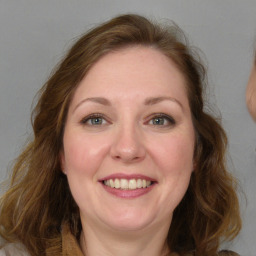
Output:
(59, 151), (67, 175)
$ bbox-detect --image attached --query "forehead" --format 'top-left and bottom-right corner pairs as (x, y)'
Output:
(71, 46), (189, 106)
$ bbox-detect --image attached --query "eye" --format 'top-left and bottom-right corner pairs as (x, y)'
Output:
(80, 114), (108, 126)
(148, 114), (176, 127)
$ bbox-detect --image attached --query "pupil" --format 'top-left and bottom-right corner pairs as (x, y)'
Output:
(153, 118), (164, 125)
(92, 118), (102, 125)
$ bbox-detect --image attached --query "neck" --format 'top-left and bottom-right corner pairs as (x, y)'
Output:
(79, 218), (171, 256)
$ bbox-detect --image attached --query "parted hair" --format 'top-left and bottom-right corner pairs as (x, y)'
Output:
(0, 14), (241, 256)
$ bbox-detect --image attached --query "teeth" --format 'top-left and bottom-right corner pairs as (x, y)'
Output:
(120, 179), (128, 189)
(129, 179), (136, 189)
(137, 179), (142, 188)
(142, 179), (146, 188)
(114, 178), (120, 189)
(110, 179), (114, 188)
(104, 178), (152, 190)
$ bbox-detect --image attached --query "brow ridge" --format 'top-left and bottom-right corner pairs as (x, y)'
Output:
(73, 97), (111, 113)
(144, 96), (183, 109)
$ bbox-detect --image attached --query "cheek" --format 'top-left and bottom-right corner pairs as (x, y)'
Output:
(158, 133), (194, 203)
(62, 132), (111, 211)
(149, 133), (195, 174)
(62, 132), (110, 176)
(146, 132), (194, 216)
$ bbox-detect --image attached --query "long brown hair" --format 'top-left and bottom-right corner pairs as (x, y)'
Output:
(0, 14), (241, 256)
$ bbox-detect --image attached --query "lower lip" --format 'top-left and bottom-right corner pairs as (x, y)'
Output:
(101, 183), (155, 199)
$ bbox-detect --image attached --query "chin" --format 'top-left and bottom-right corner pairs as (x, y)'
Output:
(100, 209), (158, 232)
(106, 219), (152, 232)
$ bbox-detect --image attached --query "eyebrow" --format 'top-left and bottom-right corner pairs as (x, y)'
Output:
(73, 97), (111, 113)
(73, 96), (183, 113)
(144, 96), (184, 110)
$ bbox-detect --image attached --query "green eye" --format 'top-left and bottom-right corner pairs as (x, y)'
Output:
(152, 117), (165, 125)
(81, 114), (107, 126)
(149, 114), (175, 126)
(89, 117), (103, 125)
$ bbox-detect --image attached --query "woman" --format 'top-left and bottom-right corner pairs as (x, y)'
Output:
(0, 14), (241, 256)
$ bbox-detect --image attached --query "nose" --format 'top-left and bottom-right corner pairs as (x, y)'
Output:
(110, 123), (146, 163)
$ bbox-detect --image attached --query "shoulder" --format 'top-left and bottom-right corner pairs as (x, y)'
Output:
(0, 243), (30, 256)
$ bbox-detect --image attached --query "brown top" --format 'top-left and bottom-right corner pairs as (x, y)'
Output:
(0, 224), (240, 256)
(61, 223), (84, 256)
(56, 224), (241, 256)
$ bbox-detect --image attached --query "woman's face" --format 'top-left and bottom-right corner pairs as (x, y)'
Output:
(61, 46), (195, 232)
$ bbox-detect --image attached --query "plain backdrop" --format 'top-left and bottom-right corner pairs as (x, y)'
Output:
(0, 1), (255, 255)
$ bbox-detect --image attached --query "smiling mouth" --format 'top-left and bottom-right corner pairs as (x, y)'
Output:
(103, 178), (153, 190)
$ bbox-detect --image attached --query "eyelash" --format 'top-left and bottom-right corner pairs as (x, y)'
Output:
(80, 113), (176, 127)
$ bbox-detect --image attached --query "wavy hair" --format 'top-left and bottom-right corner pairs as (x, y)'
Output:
(0, 14), (241, 256)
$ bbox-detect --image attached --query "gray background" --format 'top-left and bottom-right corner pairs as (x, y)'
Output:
(0, 1), (255, 255)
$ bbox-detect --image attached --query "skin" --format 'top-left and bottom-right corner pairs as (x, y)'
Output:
(61, 46), (195, 256)
(246, 62), (256, 121)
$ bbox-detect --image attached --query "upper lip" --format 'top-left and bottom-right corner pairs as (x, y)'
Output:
(99, 173), (157, 182)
